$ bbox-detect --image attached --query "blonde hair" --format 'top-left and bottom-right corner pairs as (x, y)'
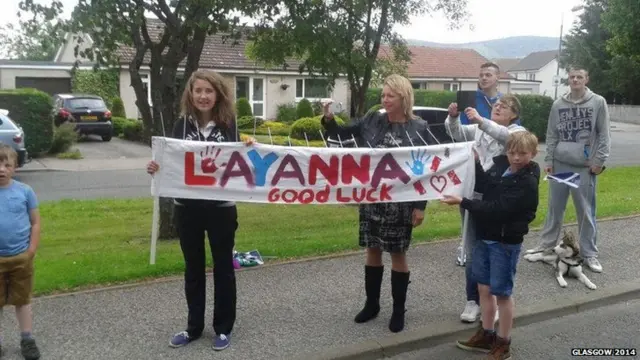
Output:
(180, 70), (235, 128)
(506, 131), (538, 154)
(0, 144), (17, 167)
(382, 74), (416, 120)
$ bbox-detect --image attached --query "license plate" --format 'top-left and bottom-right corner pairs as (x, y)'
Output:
(81, 116), (98, 121)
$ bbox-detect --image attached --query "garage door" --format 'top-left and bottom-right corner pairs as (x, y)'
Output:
(15, 77), (72, 96)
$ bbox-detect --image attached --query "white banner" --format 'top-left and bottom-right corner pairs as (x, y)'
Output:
(150, 137), (477, 204)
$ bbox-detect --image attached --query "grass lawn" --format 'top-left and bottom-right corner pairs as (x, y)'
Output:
(35, 166), (640, 296)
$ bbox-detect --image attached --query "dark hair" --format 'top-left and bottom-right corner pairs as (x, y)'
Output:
(568, 65), (589, 75)
(480, 62), (500, 73)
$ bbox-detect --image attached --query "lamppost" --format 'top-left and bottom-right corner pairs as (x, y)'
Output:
(554, 5), (585, 100)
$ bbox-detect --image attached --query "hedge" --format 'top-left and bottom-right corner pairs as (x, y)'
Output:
(112, 117), (143, 141)
(71, 69), (119, 108)
(254, 121), (290, 136)
(296, 98), (314, 119)
(0, 89), (53, 155)
(236, 98), (252, 117)
(237, 116), (263, 130)
(290, 115), (344, 141)
(365, 88), (554, 141)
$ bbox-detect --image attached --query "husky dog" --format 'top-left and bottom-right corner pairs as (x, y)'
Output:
(523, 230), (597, 290)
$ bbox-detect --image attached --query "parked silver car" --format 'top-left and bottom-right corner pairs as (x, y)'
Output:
(0, 109), (28, 168)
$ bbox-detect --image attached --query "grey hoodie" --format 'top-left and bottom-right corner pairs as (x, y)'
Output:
(545, 88), (611, 169)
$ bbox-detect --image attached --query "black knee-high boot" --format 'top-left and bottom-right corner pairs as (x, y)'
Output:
(354, 265), (384, 323)
(389, 270), (410, 333)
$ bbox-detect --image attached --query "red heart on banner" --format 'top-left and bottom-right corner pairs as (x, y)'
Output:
(430, 176), (447, 193)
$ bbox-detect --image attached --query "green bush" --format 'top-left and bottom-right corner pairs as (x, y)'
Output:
(296, 98), (314, 119)
(71, 69), (119, 108)
(237, 116), (263, 130)
(122, 120), (143, 141)
(311, 100), (324, 116)
(254, 121), (290, 136)
(111, 97), (126, 118)
(112, 117), (139, 136)
(367, 104), (382, 114)
(236, 98), (253, 117)
(0, 88), (53, 155)
(290, 115), (344, 141)
(515, 94), (554, 142)
(49, 123), (78, 154)
(276, 103), (298, 124)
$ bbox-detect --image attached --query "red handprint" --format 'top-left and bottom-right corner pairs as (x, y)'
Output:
(200, 146), (225, 174)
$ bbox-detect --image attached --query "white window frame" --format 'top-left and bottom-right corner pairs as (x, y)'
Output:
(526, 72), (536, 81)
(140, 73), (152, 105)
(295, 78), (331, 102)
(444, 82), (460, 92)
(235, 76), (267, 118)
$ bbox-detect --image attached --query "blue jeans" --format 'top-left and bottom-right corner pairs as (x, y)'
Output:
(472, 240), (522, 297)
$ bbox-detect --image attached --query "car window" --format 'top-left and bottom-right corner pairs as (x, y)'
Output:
(0, 114), (17, 130)
(66, 98), (107, 109)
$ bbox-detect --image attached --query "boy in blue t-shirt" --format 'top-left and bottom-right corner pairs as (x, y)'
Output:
(0, 144), (41, 360)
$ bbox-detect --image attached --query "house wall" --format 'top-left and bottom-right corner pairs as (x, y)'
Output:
(0, 68), (72, 89)
(508, 59), (568, 98)
(118, 69), (350, 120)
(609, 104), (640, 125)
(56, 34), (94, 64)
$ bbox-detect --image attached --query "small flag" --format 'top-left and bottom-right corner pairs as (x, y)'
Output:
(545, 172), (580, 188)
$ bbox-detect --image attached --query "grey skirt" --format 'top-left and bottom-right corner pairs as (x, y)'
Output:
(358, 202), (414, 253)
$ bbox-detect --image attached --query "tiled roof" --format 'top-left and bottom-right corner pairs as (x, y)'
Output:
(114, 19), (304, 71)
(378, 45), (513, 79)
(508, 50), (557, 71)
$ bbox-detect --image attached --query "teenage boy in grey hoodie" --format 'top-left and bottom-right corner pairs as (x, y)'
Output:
(525, 66), (611, 273)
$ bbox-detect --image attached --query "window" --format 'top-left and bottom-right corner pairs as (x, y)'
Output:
(295, 78), (329, 100)
(236, 76), (265, 118)
(444, 82), (460, 92)
(66, 98), (107, 109)
(527, 73), (536, 81)
(411, 81), (427, 90)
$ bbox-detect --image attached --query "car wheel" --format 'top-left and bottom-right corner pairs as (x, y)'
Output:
(102, 134), (112, 142)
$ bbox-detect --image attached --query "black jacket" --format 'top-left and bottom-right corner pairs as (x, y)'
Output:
(172, 115), (238, 208)
(322, 111), (438, 211)
(460, 155), (540, 244)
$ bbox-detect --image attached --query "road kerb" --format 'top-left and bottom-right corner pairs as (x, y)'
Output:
(310, 278), (640, 360)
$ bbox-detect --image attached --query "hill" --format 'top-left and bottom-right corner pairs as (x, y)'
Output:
(405, 36), (559, 59)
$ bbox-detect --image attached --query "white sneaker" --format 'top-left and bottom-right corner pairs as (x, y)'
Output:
(585, 257), (603, 273)
(460, 301), (480, 323)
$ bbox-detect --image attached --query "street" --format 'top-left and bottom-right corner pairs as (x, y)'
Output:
(392, 299), (640, 359)
(14, 169), (151, 202)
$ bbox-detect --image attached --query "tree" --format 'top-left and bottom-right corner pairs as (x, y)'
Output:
(21, 0), (276, 239)
(247, 0), (469, 117)
(0, 1), (66, 60)
(559, 0), (620, 102)
(601, 0), (640, 104)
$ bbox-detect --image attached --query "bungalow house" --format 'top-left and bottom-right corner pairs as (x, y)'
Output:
(378, 45), (541, 94)
(0, 19), (350, 120)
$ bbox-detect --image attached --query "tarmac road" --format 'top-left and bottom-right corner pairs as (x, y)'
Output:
(391, 299), (640, 359)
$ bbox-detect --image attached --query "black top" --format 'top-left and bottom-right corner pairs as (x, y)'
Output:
(172, 115), (238, 208)
(322, 111), (439, 211)
(460, 155), (540, 244)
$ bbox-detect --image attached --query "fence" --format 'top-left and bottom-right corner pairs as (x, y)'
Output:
(609, 105), (640, 125)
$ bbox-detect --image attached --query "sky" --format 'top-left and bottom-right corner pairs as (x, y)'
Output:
(1, 0), (585, 44)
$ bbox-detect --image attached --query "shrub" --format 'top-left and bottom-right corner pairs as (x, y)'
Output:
(71, 69), (119, 108)
(276, 103), (298, 124)
(515, 94), (554, 142)
(236, 98), (253, 117)
(237, 116), (263, 130)
(111, 97), (126, 118)
(0, 88), (53, 155)
(112, 117), (128, 135)
(367, 104), (382, 114)
(49, 123), (78, 154)
(290, 115), (344, 141)
(296, 98), (314, 119)
(311, 100), (324, 116)
(122, 120), (143, 141)
(254, 121), (290, 136)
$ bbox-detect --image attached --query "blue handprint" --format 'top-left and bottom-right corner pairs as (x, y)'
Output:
(406, 149), (431, 176)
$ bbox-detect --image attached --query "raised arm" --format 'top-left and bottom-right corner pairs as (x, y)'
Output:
(445, 103), (477, 142)
(476, 117), (525, 144)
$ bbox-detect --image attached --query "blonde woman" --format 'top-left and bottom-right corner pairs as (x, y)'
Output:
(321, 74), (437, 333)
(146, 70), (255, 351)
